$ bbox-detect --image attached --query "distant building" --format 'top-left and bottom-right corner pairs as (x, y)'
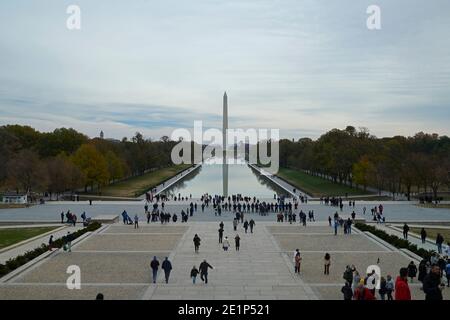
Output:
(1, 192), (28, 204)
(100, 131), (104, 139)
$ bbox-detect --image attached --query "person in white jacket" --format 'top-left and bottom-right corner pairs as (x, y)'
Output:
(222, 237), (230, 251)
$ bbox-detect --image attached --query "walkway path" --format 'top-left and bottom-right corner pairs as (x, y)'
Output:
(369, 223), (446, 253)
(138, 164), (202, 199)
(0, 225), (81, 264)
(142, 222), (318, 299)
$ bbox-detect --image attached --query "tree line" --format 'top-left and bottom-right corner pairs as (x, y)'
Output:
(0, 125), (179, 198)
(276, 126), (450, 200)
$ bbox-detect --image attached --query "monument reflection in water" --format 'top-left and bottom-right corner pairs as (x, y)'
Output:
(223, 159), (228, 197)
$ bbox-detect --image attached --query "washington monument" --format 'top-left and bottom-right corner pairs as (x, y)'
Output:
(223, 91), (228, 154)
(222, 91), (228, 197)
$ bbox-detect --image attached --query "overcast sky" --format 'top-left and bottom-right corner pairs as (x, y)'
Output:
(0, 0), (449, 141)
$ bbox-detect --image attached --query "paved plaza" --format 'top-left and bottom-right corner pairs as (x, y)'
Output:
(1, 218), (448, 300)
(1, 201), (450, 223)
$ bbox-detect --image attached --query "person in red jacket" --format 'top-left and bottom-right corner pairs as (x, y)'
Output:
(395, 267), (412, 300)
(353, 279), (376, 300)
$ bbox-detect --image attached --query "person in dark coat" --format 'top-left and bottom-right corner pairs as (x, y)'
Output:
(403, 223), (409, 239)
(249, 219), (255, 233)
(218, 228), (224, 244)
(436, 233), (444, 254)
(418, 259), (428, 283)
(235, 234), (240, 251)
(423, 264), (444, 300)
(161, 257), (172, 283)
(193, 234), (201, 253)
(407, 261), (418, 283)
(190, 266), (199, 284)
(150, 256), (160, 283)
(341, 281), (353, 300)
(420, 228), (427, 244)
(199, 260), (213, 284)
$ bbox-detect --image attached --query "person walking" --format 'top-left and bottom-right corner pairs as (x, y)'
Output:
(402, 223), (409, 240)
(199, 260), (213, 284)
(232, 219), (238, 231)
(150, 256), (160, 283)
(343, 265), (353, 287)
(218, 228), (224, 244)
(243, 220), (249, 233)
(423, 264), (444, 300)
(334, 219), (339, 236)
(235, 234), (240, 251)
(161, 257), (172, 283)
(249, 219), (255, 233)
(222, 237), (230, 251)
(324, 253), (331, 275)
(294, 252), (302, 274)
(60, 211), (64, 224)
(420, 228), (427, 244)
(190, 266), (199, 284)
(193, 234), (201, 253)
(385, 275), (394, 300)
(436, 233), (444, 254)
(134, 214), (139, 229)
(328, 216), (332, 227)
(407, 261), (418, 283)
(48, 235), (54, 251)
(379, 277), (387, 300)
(395, 268), (411, 300)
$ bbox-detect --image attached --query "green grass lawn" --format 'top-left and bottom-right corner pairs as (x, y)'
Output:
(416, 204), (450, 209)
(276, 168), (373, 197)
(0, 227), (58, 250)
(98, 164), (192, 198)
(410, 227), (450, 243)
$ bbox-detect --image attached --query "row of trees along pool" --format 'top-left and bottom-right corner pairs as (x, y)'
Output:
(0, 125), (195, 198)
(266, 126), (449, 200)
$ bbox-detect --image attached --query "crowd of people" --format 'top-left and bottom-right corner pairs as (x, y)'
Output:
(59, 210), (90, 226)
(337, 256), (450, 300)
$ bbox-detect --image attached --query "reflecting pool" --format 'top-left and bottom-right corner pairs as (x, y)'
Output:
(161, 158), (287, 198)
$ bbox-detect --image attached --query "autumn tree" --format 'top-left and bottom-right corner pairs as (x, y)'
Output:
(6, 149), (48, 193)
(71, 144), (110, 193)
(352, 155), (374, 191)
